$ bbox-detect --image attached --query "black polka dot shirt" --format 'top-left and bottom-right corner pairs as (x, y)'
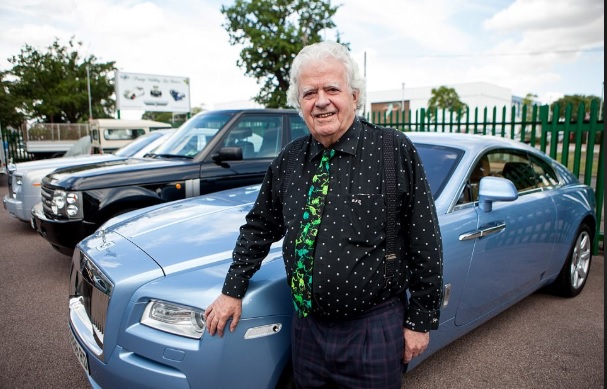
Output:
(222, 117), (443, 331)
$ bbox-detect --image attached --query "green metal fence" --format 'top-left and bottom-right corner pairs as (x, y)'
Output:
(367, 101), (604, 253)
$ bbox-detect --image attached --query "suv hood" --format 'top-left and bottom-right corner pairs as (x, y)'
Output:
(12, 154), (119, 174)
(93, 185), (267, 275)
(43, 157), (201, 190)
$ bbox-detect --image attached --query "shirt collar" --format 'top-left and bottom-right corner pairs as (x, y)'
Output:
(308, 117), (361, 161)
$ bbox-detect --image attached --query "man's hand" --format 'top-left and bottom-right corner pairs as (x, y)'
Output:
(403, 328), (430, 363)
(204, 294), (242, 337)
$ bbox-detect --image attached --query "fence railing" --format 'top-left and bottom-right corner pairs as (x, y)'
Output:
(25, 123), (90, 142)
(367, 101), (604, 253)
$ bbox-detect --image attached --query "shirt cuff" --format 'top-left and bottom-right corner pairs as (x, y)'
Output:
(221, 274), (249, 299)
(404, 306), (440, 332)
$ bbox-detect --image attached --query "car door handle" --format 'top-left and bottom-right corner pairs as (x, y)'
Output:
(459, 221), (507, 241)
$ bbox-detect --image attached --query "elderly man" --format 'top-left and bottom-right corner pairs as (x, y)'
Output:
(205, 41), (443, 388)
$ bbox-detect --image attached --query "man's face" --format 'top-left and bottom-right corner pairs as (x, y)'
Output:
(298, 57), (359, 147)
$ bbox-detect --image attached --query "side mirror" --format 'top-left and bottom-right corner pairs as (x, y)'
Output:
(212, 147), (243, 164)
(478, 176), (518, 212)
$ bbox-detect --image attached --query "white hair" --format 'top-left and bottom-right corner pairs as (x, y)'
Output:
(286, 41), (366, 112)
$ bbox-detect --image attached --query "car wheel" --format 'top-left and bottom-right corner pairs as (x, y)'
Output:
(551, 223), (593, 297)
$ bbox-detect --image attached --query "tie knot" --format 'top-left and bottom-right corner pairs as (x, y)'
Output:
(322, 148), (335, 161)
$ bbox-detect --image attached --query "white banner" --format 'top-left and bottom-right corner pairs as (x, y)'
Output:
(115, 71), (191, 113)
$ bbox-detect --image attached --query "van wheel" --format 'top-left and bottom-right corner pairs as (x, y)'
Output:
(550, 223), (592, 297)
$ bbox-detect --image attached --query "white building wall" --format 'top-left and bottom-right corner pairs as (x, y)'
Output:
(366, 82), (514, 120)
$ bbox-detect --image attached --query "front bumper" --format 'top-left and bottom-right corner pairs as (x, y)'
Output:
(31, 203), (96, 255)
(68, 298), (292, 389)
(3, 194), (26, 221)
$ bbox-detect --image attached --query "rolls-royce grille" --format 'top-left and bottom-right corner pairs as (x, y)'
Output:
(78, 253), (113, 348)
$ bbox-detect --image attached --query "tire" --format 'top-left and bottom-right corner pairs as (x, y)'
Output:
(550, 223), (593, 297)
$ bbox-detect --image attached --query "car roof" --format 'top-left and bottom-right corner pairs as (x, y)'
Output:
(406, 131), (537, 154)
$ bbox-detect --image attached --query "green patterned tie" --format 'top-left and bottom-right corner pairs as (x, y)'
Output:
(291, 148), (335, 317)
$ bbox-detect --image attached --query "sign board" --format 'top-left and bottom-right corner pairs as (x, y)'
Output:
(115, 71), (191, 113)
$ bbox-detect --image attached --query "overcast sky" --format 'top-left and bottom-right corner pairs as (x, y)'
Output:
(0, 0), (604, 119)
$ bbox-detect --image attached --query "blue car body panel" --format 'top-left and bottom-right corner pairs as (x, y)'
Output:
(68, 133), (596, 388)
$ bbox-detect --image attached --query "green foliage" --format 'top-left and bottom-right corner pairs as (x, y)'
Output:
(3, 37), (116, 124)
(551, 94), (603, 122)
(520, 93), (539, 121)
(427, 86), (468, 120)
(0, 74), (25, 129)
(221, 0), (344, 108)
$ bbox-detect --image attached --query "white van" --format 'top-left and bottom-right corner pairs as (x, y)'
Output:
(90, 119), (172, 153)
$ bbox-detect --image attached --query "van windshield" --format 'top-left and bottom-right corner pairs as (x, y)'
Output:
(152, 112), (235, 157)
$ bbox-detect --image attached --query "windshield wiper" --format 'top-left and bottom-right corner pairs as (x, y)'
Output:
(147, 153), (193, 159)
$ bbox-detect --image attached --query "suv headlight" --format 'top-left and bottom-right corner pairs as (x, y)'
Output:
(141, 300), (205, 339)
(51, 190), (83, 218)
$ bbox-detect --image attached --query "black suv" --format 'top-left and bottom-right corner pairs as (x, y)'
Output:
(32, 109), (308, 255)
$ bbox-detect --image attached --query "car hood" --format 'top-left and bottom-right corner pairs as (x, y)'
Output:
(94, 185), (269, 275)
(43, 157), (197, 190)
(12, 154), (120, 174)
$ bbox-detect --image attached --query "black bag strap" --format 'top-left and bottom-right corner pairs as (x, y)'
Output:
(383, 128), (398, 285)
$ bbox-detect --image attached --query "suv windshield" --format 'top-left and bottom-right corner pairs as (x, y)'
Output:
(152, 112), (235, 157)
(113, 130), (169, 157)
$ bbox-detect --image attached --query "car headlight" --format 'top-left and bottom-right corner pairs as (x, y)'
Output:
(51, 190), (83, 218)
(141, 300), (205, 339)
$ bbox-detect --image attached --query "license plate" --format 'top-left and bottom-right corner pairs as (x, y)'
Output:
(69, 329), (89, 374)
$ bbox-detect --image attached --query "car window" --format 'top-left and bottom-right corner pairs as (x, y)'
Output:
(289, 116), (309, 140)
(457, 153), (492, 205)
(457, 149), (543, 207)
(488, 151), (537, 192)
(153, 111), (235, 157)
(104, 128), (146, 140)
(223, 115), (284, 159)
(530, 155), (559, 189)
(415, 144), (463, 200)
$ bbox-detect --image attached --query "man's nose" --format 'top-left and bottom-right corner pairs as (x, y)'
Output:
(315, 91), (330, 107)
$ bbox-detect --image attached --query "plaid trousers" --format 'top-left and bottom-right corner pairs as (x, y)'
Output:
(291, 298), (406, 389)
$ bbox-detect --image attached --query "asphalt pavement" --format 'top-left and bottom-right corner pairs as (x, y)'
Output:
(0, 173), (603, 389)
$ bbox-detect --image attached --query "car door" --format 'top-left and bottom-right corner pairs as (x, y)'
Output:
(454, 149), (557, 326)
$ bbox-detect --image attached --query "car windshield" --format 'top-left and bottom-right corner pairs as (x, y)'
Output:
(63, 136), (91, 157)
(113, 130), (169, 157)
(151, 112), (235, 157)
(415, 143), (463, 199)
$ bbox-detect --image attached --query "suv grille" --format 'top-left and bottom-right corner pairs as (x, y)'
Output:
(40, 184), (54, 216)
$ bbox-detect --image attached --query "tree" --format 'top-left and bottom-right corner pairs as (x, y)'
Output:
(221, 0), (344, 108)
(427, 86), (468, 120)
(0, 73), (25, 129)
(4, 37), (116, 123)
(551, 94), (603, 122)
(521, 92), (539, 121)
